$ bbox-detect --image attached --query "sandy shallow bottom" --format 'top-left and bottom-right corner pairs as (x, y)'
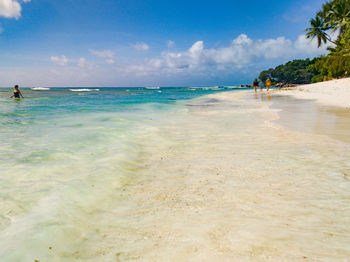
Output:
(1, 91), (350, 261)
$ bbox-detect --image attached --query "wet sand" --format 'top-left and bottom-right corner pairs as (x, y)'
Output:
(81, 91), (350, 261)
(1, 90), (350, 261)
(261, 92), (350, 144)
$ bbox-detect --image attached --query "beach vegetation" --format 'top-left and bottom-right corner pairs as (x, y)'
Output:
(259, 59), (319, 84)
(309, 0), (350, 44)
(312, 28), (350, 80)
(305, 16), (334, 47)
(258, 0), (350, 85)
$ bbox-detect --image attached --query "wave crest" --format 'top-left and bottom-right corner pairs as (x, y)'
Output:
(31, 87), (50, 91)
(69, 89), (100, 92)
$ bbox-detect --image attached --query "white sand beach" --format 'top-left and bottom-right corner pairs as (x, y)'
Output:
(274, 78), (350, 108)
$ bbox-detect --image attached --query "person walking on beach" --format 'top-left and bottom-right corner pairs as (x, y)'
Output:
(266, 78), (271, 91)
(253, 79), (259, 92)
(10, 85), (24, 99)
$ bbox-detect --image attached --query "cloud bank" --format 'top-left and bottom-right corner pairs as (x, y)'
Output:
(1, 34), (332, 87)
(120, 34), (331, 77)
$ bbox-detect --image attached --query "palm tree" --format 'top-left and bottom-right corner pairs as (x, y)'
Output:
(305, 15), (337, 47)
(326, 0), (350, 37)
(319, 1), (334, 21)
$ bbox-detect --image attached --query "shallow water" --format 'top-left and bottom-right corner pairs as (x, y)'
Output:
(0, 88), (349, 261)
(267, 94), (350, 144)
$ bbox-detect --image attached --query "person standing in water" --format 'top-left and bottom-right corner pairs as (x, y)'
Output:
(253, 79), (259, 92)
(266, 78), (271, 91)
(10, 85), (24, 99)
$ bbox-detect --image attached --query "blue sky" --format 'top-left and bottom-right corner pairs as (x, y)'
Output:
(0, 0), (330, 87)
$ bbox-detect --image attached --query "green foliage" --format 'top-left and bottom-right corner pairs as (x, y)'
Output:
(258, 68), (274, 82)
(258, 59), (320, 84)
(313, 55), (350, 78)
(257, 0), (350, 85)
(305, 0), (350, 47)
(326, 0), (350, 35)
(339, 24), (350, 49)
(305, 16), (331, 47)
(311, 74), (324, 83)
(313, 26), (350, 79)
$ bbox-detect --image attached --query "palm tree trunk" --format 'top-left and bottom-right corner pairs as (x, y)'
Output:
(338, 26), (344, 41)
(326, 36), (338, 45)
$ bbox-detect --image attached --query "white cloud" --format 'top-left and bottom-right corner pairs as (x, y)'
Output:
(117, 33), (331, 79)
(0, 33), (333, 87)
(90, 49), (114, 58)
(167, 40), (175, 48)
(50, 55), (68, 66)
(105, 59), (115, 64)
(77, 57), (96, 69)
(139, 34), (292, 73)
(294, 34), (333, 55)
(90, 49), (116, 64)
(77, 57), (87, 67)
(132, 42), (149, 51)
(0, 0), (21, 18)
(0, 0), (30, 18)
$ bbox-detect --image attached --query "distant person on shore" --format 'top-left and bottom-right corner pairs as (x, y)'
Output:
(324, 75), (328, 82)
(10, 85), (24, 99)
(266, 78), (271, 91)
(253, 79), (259, 92)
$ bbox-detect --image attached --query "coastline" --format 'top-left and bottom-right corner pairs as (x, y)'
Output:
(108, 91), (350, 261)
(1, 88), (350, 261)
(272, 78), (350, 108)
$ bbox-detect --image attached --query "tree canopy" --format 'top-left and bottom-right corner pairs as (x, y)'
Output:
(259, 59), (319, 84)
(257, 0), (350, 85)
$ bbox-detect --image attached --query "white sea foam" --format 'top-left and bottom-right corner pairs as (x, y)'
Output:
(69, 89), (100, 92)
(224, 85), (244, 89)
(193, 86), (221, 90)
(145, 86), (160, 90)
(31, 87), (50, 91)
(189, 86), (205, 90)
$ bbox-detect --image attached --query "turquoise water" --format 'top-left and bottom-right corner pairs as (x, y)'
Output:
(0, 87), (236, 261)
(1, 87), (350, 261)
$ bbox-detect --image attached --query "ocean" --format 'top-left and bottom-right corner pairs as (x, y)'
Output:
(0, 87), (349, 261)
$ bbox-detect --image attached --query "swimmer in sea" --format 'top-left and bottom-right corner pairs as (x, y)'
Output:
(10, 85), (24, 99)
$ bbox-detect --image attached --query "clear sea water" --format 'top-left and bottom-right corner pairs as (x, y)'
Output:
(0, 87), (349, 261)
(0, 87), (233, 260)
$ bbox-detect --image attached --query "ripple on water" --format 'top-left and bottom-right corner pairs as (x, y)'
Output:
(0, 90), (349, 261)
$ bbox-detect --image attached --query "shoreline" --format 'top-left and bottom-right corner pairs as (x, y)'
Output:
(272, 78), (350, 108)
(1, 87), (350, 260)
(118, 91), (350, 260)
